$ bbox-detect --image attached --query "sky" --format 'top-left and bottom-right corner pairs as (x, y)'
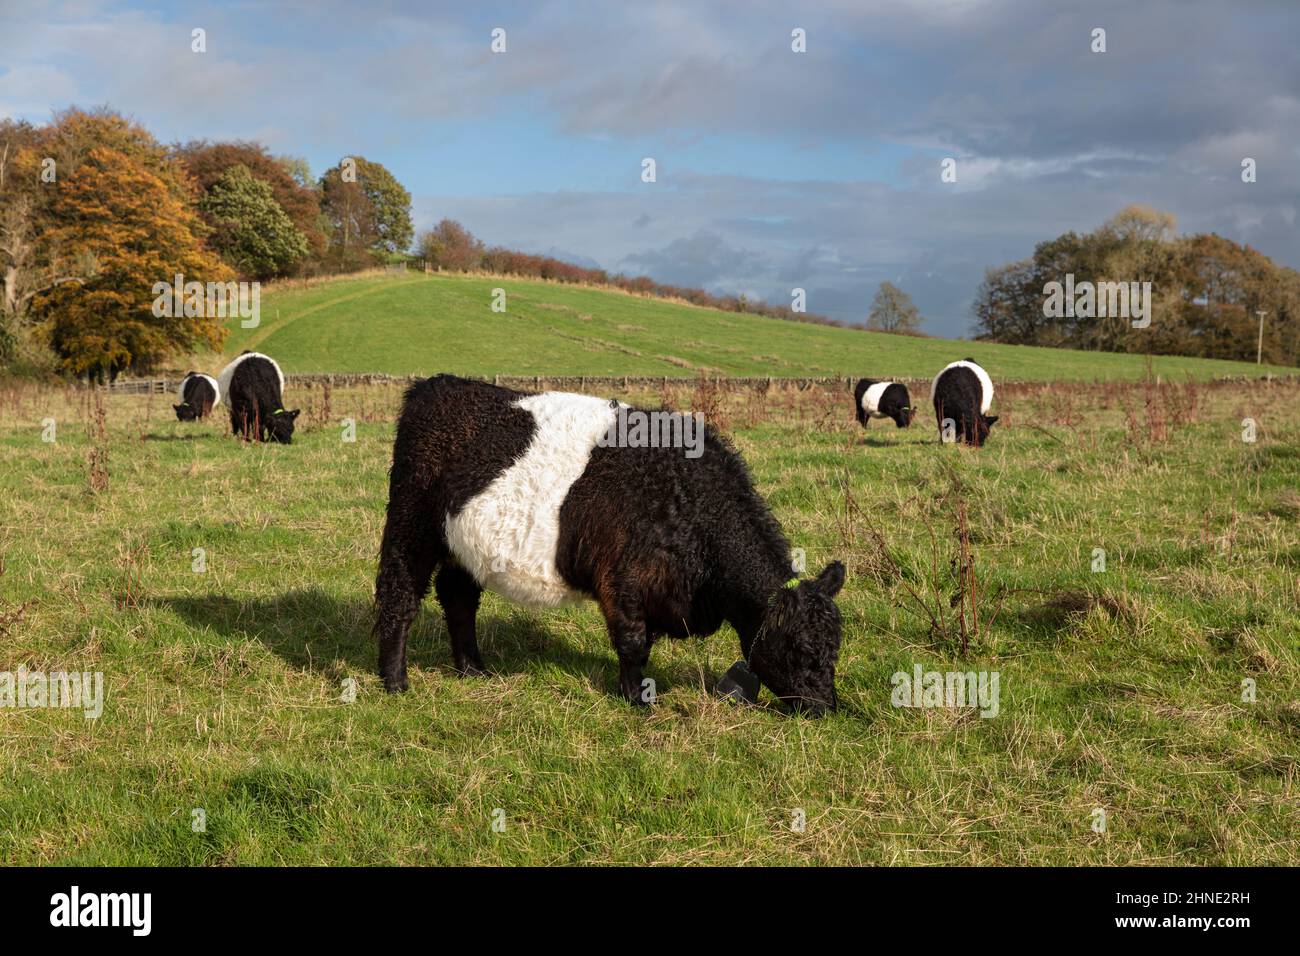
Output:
(2, 0), (1297, 335)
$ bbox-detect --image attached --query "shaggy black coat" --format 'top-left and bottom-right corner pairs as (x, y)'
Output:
(174, 372), (216, 421)
(853, 378), (914, 428)
(933, 359), (998, 447)
(225, 353), (298, 443)
(374, 374), (847, 714)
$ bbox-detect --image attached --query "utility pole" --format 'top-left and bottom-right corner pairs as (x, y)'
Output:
(1256, 310), (1267, 365)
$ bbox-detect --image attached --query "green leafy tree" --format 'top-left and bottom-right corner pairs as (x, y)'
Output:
(277, 155), (313, 189)
(174, 140), (325, 264)
(200, 165), (309, 279)
(319, 156), (412, 270)
(972, 260), (1050, 345)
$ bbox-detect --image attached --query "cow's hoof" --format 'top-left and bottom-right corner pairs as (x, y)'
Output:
(455, 664), (486, 678)
(382, 676), (409, 693)
(716, 660), (761, 705)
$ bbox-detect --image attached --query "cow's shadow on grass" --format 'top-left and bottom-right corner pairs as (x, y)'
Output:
(154, 588), (714, 701)
(859, 435), (913, 448)
(155, 590), (375, 675)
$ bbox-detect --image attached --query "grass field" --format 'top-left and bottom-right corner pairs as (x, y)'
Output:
(214, 272), (1294, 382)
(1, 373), (1296, 864)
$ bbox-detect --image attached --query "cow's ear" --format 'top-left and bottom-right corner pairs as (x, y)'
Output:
(813, 561), (845, 598)
(172, 404), (182, 413)
(288, 409), (301, 420)
(984, 415), (999, 427)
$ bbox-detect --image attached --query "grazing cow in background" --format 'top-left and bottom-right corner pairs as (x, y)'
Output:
(217, 351), (299, 443)
(931, 358), (998, 447)
(173, 371), (220, 421)
(853, 378), (915, 429)
(374, 374), (847, 714)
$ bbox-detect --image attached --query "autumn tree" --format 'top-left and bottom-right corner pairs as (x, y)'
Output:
(1098, 203), (1177, 245)
(32, 145), (232, 381)
(867, 281), (923, 333)
(418, 219), (484, 271)
(1092, 206), (1179, 352)
(1, 108), (177, 363)
(200, 165), (308, 279)
(44, 108), (194, 203)
(972, 204), (1298, 365)
(1169, 233), (1291, 362)
(1, 119), (57, 360)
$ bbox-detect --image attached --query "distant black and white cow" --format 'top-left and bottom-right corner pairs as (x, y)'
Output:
(216, 351), (299, 443)
(374, 374), (847, 714)
(931, 358), (998, 447)
(173, 371), (220, 421)
(853, 378), (914, 429)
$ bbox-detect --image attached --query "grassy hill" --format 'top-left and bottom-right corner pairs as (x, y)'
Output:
(217, 273), (1293, 381)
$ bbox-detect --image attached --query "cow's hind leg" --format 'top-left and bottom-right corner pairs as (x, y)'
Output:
(434, 565), (485, 676)
(374, 519), (438, 693)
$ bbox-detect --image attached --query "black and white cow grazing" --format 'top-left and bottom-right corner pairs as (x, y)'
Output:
(216, 351), (299, 443)
(853, 378), (914, 429)
(174, 371), (220, 421)
(374, 374), (847, 714)
(931, 358), (998, 447)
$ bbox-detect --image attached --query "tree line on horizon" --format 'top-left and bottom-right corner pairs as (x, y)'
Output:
(973, 204), (1300, 366)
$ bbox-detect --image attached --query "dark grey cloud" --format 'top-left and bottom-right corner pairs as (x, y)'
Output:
(6, 0), (1298, 336)
(620, 231), (773, 291)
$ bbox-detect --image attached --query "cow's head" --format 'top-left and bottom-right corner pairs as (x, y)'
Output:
(972, 414), (999, 446)
(268, 408), (300, 443)
(882, 384), (915, 429)
(750, 561), (845, 716)
(891, 403), (916, 429)
(174, 402), (199, 422)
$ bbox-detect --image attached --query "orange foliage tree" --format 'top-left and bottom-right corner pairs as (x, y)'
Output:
(33, 143), (232, 380)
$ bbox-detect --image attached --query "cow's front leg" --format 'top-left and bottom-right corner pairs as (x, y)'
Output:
(434, 564), (485, 676)
(607, 613), (652, 706)
(593, 577), (653, 706)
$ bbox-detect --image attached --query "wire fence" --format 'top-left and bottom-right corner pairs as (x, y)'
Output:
(100, 373), (868, 395)
(96, 370), (1298, 396)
